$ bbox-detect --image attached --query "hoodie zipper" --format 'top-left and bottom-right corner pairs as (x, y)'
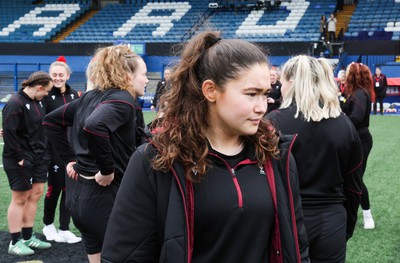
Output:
(33, 102), (41, 116)
(230, 167), (243, 208)
(209, 152), (257, 208)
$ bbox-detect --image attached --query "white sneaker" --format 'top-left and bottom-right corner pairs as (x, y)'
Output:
(363, 209), (375, 229)
(42, 223), (59, 241)
(56, 230), (82, 244)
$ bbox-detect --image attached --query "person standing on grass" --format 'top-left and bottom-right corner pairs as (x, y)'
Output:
(343, 62), (376, 230)
(43, 45), (148, 263)
(101, 31), (310, 263)
(42, 56), (82, 244)
(150, 67), (172, 111)
(2, 71), (53, 256)
(266, 56), (363, 263)
(372, 67), (388, 115)
(266, 67), (282, 113)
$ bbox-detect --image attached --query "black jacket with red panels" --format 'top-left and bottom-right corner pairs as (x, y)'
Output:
(2, 89), (49, 161)
(43, 88), (136, 186)
(43, 84), (79, 113)
(101, 136), (310, 263)
(267, 105), (363, 239)
(342, 89), (372, 141)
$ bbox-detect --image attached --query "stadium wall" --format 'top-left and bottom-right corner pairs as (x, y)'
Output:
(1, 41), (399, 110)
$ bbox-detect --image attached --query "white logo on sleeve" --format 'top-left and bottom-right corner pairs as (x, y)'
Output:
(25, 104), (30, 110)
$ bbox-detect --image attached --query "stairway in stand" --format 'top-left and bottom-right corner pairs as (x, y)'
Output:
(51, 10), (98, 43)
(335, 4), (356, 40)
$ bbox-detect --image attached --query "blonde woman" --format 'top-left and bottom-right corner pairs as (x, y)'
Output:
(267, 55), (363, 263)
(42, 56), (81, 244)
(43, 45), (148, 263)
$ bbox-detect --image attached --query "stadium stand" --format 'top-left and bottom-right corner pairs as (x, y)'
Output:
(0, 0), (399, 112)
(63, 1), (210, 43)
(63, 0), (336, 43)
(195, 0), (336, 42)
(345, 0), (400, 40)
(0, 0), (90, 43)
(0, 0), (399, 43)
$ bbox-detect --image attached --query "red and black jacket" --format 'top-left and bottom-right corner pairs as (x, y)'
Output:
(372, 73), (388, 99)
(43, 84), (79, 113)
(101, 136), (310, 263)
(43, 88), (136, 186)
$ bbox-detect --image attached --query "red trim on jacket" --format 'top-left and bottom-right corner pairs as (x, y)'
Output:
(285, 134), (301, 262)
(170, 167), (193, 263)
(186, 180), (195, 262)
(168, 141), (302, 263)
(264, 156), (282, 263)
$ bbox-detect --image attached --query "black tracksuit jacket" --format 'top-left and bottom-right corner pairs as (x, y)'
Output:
(267, 81), (282, 113)
(101, 136), (310, 263)
(342, 89), (373, 142)
(2, 89), (49, 162)
(43, 88), (136, 186)
(43, 84), (79, 113)
(267, 105), (363, 239)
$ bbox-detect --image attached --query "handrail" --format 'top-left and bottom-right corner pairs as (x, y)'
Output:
(0, 62), (50, 91)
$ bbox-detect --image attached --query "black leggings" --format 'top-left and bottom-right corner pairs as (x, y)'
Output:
(43, 155), (71, 230)
(360, 135), (373, 210)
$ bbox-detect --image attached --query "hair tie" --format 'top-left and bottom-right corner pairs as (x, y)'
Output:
(205, 37), (221, 50)
(57, 56), (67, 63)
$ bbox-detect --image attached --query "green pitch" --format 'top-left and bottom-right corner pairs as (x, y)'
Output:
(1, 113), (399, 262)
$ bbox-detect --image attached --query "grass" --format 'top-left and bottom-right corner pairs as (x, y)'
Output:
(345, 115), (400, 263)
(0, 113), (399, 262)
(0, 111), (156, 234)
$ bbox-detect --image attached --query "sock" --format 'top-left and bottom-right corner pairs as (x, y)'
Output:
(363, 209), (372, 216)
(22, 227), (33, 241)
(10, 232), (21, 245)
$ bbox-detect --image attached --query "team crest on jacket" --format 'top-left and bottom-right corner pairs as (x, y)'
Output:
(70, 94), (75, 99)
(25, 104), (30, 110)
(259, 166), (266, 175)
(39, 101), (43, 107)
(52, 95), (56, 100)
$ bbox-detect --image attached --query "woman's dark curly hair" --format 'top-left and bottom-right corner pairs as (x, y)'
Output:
(151, 31), (280, 183)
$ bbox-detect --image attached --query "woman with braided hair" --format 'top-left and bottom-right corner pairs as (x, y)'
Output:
(2, 71), (53, 256)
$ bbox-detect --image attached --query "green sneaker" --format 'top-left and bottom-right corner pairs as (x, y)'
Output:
(8, 240), (35, 256)
(23, 234), (52, 249)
